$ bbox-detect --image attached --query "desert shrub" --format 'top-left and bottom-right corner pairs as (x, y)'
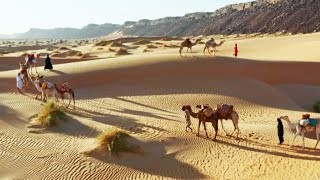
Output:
(97, 129), (132, 154)
(36, 101), (66, 127)
(313, 101), (320, 113)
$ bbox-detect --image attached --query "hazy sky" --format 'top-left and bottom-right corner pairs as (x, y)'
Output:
(1, 0), (250, 35)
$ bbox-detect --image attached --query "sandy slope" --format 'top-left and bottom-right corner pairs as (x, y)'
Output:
(1, 33), (320, 179)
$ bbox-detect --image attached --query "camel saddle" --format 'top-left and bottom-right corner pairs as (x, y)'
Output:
(203, 107), (214, 118)
(217, 104), (233, 119)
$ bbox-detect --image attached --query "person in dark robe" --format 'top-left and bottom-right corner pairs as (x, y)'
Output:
(44, 54), (53, 70)
(277, 118), (284, 144)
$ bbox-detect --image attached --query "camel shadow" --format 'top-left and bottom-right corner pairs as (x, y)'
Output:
(111, 108), (180, 122)
(85, 138), (207, 179)
(27, 115), (99, 138)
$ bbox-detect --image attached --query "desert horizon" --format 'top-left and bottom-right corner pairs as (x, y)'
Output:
(1, 0), (320, 179)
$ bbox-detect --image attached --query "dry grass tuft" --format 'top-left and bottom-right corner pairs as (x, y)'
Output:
(145, 44), (158, 49)
(132, 39), (151, 45)
(97, 129), (132, 154)
(35, 101), (66, 127)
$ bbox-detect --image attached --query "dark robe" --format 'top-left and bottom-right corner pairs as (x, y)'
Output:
(277, 118), (284, 144)
(44, 57), (53, 70)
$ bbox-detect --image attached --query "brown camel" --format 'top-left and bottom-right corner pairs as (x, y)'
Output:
(183, 105), (219, 140)
(25, 56), (38, 75)
(54, 83), (76, 109)
(179, 39), (201, 56)
(196, 104), (240, 138)
(31, 75), (58, 102)
(203, 40), (225, 56)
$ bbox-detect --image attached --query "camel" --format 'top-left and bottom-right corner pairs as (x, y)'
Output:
(279, 116), (320, 149)
(19, 62), (30, 89)
(54, 83), (75, 109)
(31, 75), (59, 103)
(25, 56), (38, 75)
(179, 39), (201, 57)
(197, 104), (240, 138)
(183, 105), (219, 140)
(203, 40), (225, 56)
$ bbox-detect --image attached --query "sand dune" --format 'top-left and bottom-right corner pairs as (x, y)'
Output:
(1, 33), (320, 179)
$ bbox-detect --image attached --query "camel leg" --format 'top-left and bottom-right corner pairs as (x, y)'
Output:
(301, 131), (305, 149)
(290, 131), (300, 148)
(212, 121), (217, 141)
(203, 46), (206, 55)
(220, 119), (228, 136)
(190, 47), (193, 56)
(197, 120), (201, 136)
(185, 48), (189, 57)
(207, 47), (212, 56)
(315, 129), (320, 149)
(203, 122), (209, 138)
(179, 47), (183, 56)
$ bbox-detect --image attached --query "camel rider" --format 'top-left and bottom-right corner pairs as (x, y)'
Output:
(207, 38), (216, 45)
(60, 82), (68, 94)
(186, 38), (191, 46)
(41, 81), (53, 91)
(299, 114), (310, 126)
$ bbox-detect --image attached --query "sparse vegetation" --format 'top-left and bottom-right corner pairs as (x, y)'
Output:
(35, 101), (66, 127)
(313, 101), (320, 113)
(97, 129), (132, 154)
(115, 48), (129, 55)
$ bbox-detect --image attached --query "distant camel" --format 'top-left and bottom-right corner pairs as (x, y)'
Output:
(197, 104), (240, 138)
(31, 75), (59, 103)
(183, 105), (219, 140)
(179, 39), (201, 56)
(279, 116), (320, 149)
(54, 83), (75, 109)
(25, 56), (38, 75)
(203, 40), (226, 56)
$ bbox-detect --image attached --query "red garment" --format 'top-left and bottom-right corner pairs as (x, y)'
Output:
(61, 85), (67, 93)
(234, 44), (238, 57)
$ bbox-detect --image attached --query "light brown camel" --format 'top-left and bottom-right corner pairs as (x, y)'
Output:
(183, 105), (219, 141)
(197, 104), (240, 138)
(25, 56), (38, 75)
(203, 40), (226, 56)
(179, 39), (201, 56)
(19, 62), (30, 89)
(31, 75), (59, 103)
(279, 116), (320, 149)
(54, 83), (75, 109)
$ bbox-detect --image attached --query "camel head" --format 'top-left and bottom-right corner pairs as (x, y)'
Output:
(279, 116), (290, 122)
(182, 105), (192, 112)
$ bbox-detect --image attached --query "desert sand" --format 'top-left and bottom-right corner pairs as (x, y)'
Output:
(1, 33), (320, 179)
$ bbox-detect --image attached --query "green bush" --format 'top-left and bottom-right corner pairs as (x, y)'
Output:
(36, 101), (66, 127)
(313, 101), (320, 113)
(97, 129), (132, 155)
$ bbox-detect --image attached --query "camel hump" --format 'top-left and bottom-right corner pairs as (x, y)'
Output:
(217, 104), (233, 119)
(204, 107), (214, 117)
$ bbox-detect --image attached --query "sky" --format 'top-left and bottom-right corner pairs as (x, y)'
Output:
(1, 0), (250, 35)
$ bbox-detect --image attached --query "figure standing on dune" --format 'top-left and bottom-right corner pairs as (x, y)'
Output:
(44, 54), (53, 70)
(277, 118), (284, 144)
(182, 107), (192, 132)
(233, 43), (238, 57)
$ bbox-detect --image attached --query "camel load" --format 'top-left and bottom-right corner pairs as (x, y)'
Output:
(217, 104), (234, 119)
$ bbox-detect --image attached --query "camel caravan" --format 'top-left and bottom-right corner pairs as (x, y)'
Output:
(17, 53), (76, 109)
(182, 103), (239, 141)
(179, 38), (225, 57)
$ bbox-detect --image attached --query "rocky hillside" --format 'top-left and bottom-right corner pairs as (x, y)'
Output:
(2, 0), (320, 39)
(16, 23), (120, 39)
(116, 0), (320, 36)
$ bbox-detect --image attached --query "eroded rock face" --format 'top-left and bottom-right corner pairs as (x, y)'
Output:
(117, 0), (320, 36)
(2, 0), (319, 39)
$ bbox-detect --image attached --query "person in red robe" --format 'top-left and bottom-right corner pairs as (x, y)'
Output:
(233, 43), (238, 57)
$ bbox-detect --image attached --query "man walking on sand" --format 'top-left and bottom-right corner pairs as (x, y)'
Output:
(16, 72), (23, 94)
(182, 107), (192, 132)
